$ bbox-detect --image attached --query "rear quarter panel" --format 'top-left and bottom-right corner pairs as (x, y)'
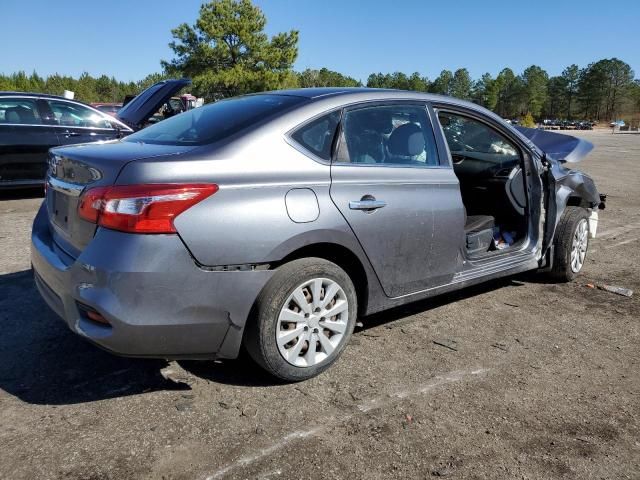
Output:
(115, 128), (365, 266)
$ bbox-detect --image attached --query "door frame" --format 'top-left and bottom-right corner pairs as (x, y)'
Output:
(328, 100), (464, 296)
(428, 101), (545, 265)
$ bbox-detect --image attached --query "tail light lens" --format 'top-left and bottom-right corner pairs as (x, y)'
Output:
(78, 184), (218, 233)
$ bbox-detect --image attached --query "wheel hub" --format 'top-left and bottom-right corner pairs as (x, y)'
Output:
(307, 315), (320, 329)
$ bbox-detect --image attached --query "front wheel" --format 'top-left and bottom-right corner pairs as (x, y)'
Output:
(244, 258), (357, 381)
(550, 207), (590, 281)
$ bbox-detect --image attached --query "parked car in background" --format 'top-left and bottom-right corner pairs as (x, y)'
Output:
(575, 121), (594, 130)
(90, 103), (122, 117)
(31, 88), (605, 381)
(0, 79), (190, 188)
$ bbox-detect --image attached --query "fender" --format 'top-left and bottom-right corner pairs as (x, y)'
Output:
(542, 157), (602, 255)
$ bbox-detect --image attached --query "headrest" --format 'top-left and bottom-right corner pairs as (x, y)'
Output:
(388, 123), (425, 157)
(4, 106), (36, 124)
(5, 107), (21, 123)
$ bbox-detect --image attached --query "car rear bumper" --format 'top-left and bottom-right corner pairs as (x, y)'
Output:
(30, 203), (273, 359)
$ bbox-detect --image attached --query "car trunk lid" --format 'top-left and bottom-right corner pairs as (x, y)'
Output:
(116, 78), (191, 130)
(46, 141), (197, 257)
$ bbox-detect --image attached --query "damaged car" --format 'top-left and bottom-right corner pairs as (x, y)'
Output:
(31, 88), (605, 381)
(0, 79), (190, 188)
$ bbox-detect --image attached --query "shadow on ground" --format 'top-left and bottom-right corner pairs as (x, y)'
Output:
(177, 276), (526, 386)
(0, 267), (541, 403)
(0, 270), (188, 405)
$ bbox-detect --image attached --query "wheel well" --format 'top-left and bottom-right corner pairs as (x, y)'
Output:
(566, 195), (589, 208)
(275, 243), (369, 315)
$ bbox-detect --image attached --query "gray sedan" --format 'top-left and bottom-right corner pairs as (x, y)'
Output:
(31, 88), (604, 381)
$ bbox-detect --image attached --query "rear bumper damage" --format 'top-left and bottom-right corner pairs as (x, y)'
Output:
(30, 203), (272, 359)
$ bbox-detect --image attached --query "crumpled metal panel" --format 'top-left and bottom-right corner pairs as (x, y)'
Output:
(515, 127), (593, 163)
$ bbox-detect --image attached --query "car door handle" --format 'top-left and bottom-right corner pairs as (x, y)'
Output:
(349, 199), (387, 210)
(62, 130), (80, 137)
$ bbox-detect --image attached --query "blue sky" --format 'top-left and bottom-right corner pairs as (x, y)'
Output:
(4, 0), (639, 82)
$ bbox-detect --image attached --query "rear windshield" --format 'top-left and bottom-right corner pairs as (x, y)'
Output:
(123, 94), (306, 146)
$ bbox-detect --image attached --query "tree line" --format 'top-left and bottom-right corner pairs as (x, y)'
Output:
(366, 60), (640, 121)
(0, 71), (168, 105)
(2, 0), (638, 123)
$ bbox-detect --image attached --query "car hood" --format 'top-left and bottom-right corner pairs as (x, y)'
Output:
(515, 127), (593, 163)
(116, 78), (191, 130)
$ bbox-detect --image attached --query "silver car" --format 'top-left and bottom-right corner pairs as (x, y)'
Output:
(31, 88), (605, 381)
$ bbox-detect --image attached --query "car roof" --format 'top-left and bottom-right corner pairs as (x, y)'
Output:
(259, 87), (397, 99)
(255, 87), (504, 124)
(258, 87), (483, 109)
(0, 92), (116, 112)
(0, 91), (77, 101)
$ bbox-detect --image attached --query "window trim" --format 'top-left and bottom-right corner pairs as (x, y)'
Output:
(330, 100), (446, 169)
(285, 107), (343, 165)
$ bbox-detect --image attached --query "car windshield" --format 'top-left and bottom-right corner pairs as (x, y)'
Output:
(123, 94), (306, 146)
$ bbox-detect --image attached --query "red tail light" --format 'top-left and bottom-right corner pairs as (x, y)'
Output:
(78, 184), (218, 234)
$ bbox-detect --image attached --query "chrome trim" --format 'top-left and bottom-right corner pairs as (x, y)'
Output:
(0, 122), (131, 132)
(46, 176), (84, 197)
(349, 199), (387, 210)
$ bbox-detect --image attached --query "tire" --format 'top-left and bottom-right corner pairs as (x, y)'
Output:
(244, 258), (357, 382)
(550, 207), (590, 282)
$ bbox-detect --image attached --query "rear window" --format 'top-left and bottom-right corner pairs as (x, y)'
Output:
(123, 94), (306, 146)
(0, 98), (41, 124)
(290, 111), (341, 161)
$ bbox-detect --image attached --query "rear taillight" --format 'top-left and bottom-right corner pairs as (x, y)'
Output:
(78, 184), (218, 234)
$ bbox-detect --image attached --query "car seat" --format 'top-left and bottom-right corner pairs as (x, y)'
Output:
(464, 207), (495, 256)
(5, 106), (36, 124)
(386, 123), (425, 163)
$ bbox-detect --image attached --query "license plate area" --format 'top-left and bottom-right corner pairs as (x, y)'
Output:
(51, 191), (75, 232)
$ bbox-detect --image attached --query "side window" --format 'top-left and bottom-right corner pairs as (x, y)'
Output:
(291, 111), (340, 161)
(0, 98), (42, 125)
(335, 104), (439, 166)
(437, 112), (519, 164)
(45, 100), (112, 129)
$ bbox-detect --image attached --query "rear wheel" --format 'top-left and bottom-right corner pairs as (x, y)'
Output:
(550, 207), (590, 281)
(244, 258), (357, 381)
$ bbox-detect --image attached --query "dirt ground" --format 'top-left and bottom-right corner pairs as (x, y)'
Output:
(0, 130), (638, 480)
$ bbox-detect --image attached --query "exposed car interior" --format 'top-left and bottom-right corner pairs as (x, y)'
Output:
(437, 111), (528, 257)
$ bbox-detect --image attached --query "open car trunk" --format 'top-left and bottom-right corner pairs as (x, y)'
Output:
(116, 78), (191, 131)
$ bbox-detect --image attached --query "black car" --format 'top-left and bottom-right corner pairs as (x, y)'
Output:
(0, 79), (190, 188)
(575, 121), (594, 130)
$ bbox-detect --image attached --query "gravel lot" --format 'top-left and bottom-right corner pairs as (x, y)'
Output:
(0, 130), (638, 479)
